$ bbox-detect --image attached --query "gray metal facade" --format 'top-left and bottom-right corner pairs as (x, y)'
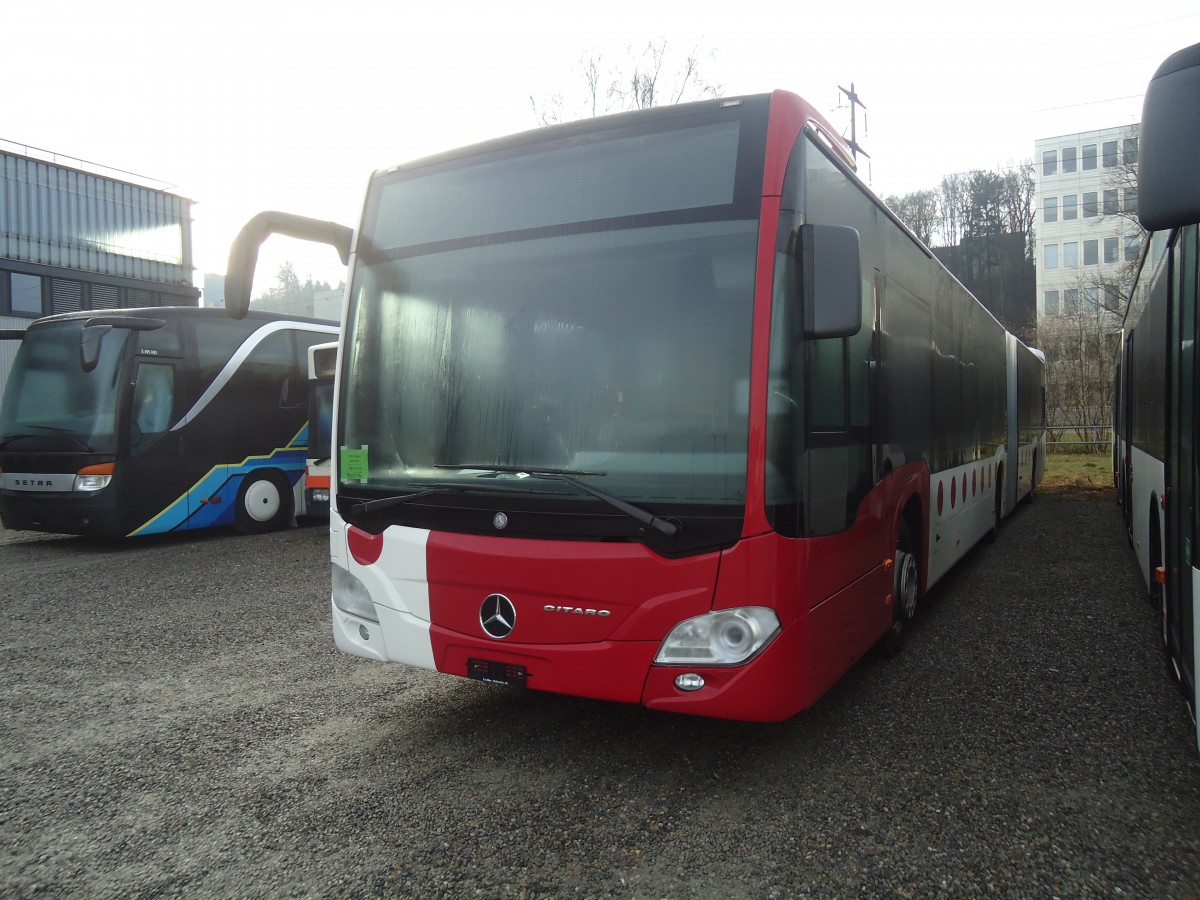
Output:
(1, 148), (194, 284)
(0, 145), (200, 399)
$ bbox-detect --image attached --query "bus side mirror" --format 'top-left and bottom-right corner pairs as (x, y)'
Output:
(79, 323), (113, 373)
(79, 316), (166, 372)
(1138, 42), (1200, 232)
(799, 223), (862, 339)
(225, 212), (354, 320)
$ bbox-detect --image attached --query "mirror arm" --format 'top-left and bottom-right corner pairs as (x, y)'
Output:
(225, 212), (353, 320)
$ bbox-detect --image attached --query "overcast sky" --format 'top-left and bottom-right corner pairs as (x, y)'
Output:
(5, 0), (1197, 294)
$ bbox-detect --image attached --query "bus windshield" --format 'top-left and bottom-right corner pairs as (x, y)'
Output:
(341, 112), (762, 526)
(0, 320), (130, 455)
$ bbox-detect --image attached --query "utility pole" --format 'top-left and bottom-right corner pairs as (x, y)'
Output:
(838, 83), (870, 163)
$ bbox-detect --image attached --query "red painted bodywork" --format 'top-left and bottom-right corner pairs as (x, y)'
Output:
(382, 93), (932, 721)
(423, 460), (927, 721)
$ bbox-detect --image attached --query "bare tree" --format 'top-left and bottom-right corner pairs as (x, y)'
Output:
(1102, 155), (1148, 305)
(997, 163), (1036, 259)
(1040, 275), (1121, 444)
(884, 189), (940, 246)
(531, 40), (722, 125)
(937, 173), (971, 248)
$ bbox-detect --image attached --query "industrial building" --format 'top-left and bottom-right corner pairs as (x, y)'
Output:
(0, 141), (199, 395)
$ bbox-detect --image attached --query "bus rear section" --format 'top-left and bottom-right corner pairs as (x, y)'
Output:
(226, 91), (1042, 721)
(0, 308), (336, 537)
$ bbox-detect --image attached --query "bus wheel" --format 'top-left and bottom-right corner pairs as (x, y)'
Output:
(882, 521), (919, 657)
(985, 476), (1002, 544)
(235, 470), (294, 534)
(1023, 451), (1037, 505)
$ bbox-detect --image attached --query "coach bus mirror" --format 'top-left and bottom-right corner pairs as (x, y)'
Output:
(1138, 41), (1200, 232)
(79, 317), (166, 373)
(225, 211), (354, 320)
(79, 324), (112, 372)
(799, 223), (862, 339)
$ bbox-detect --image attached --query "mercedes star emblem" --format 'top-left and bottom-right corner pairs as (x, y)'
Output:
(480, 593), (516, 639)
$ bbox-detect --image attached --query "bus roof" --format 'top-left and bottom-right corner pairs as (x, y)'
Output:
(373, 93), (793, 181)
(29, 306), (338, 330)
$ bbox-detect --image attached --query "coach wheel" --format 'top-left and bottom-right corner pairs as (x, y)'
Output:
(235, 470), (294, 534)
(882, 521), (919, 657)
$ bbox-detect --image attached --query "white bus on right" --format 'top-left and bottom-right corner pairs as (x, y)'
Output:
(1114, 41), (1200, 751)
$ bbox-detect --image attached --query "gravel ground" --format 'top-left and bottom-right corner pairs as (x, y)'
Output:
(1, 488), (1198, 898)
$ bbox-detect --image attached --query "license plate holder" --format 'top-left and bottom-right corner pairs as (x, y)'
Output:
(467, 658), (528, 688)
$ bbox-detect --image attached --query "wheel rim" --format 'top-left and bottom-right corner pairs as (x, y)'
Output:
(243, 478), (281, 523)
(896, 549), (918, 620)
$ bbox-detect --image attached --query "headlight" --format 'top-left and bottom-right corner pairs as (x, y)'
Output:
(655, 607), (781, 666)
(332, 565), (379, 623)
(73, 473), (111, 492)
(74, 463), (114, 492)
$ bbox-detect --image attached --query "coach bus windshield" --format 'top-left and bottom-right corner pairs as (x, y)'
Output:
(0, 321), (130, 455)
(340, 107), (765, 542)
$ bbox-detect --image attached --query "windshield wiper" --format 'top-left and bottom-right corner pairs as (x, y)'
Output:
(435, 464), (679, 537)
(344, 480), (560, 516)
(345, 488), (440, 516)
(0, 427), (94, 452)
(435, 463), (605, 477)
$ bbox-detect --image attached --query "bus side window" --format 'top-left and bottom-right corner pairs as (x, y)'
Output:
(131, 363), (175, 448)
(238, 330), (298, 406)
(807, 338), (847, 431)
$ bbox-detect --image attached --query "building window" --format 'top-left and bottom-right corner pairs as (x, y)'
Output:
(1105, 284), (1120, 310)
(1082, 144), (1097, 170)
(1083, 192), (1098, 217)
(127, 288), (158, 308)
(1042, 150), (1057, 176)
(1062, 146), (1077, 173)
(1104, 237), (1119, 263)
(1125, 235), (1141, 262)
(1124, 137), (1138, 165)
(1124, 187), (1138, 215)
(1044, 196), (1058, 223)
(1045, 290), (1060, 316)
(90, 284), (120, 310)
(1063, 194), (1078, 220)
(1085, 287), (1100, 312)
(1103, 189), (1118, 215)
(1064, 242), (1079, 267)
(1103, 141), (1118, 167)
(1084, 240), (1099, 265)
(1065, 289), (1079, 315)
(9, 273), (43, 317)
(51, 279), (84, 314)
(1045, 244), (1059, 269)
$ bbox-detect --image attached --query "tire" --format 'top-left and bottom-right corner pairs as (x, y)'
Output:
(985, 475), (1002, 544)
(882, 520), (919, 657)
(1022, 451), (1037, 505)
(234, 470), (294, 534)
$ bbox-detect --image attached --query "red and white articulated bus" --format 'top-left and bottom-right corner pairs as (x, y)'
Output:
(224, 90), (1045, 721)
(1113, 42), (1200, 749)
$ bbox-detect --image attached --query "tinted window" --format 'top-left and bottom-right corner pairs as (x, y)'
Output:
(192, 319), (258, 391)
(372, 121), (743, 250)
